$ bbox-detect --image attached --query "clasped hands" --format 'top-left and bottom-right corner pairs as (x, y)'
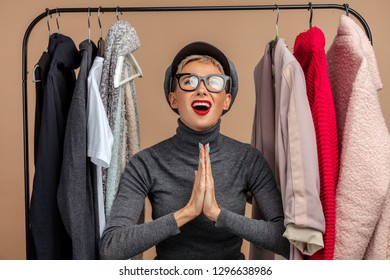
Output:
(174, 143), (221, 227)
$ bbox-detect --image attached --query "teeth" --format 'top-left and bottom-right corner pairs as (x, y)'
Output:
(192, 102), (210, 108)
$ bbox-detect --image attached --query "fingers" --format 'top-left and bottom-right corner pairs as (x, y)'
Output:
(196, 143), (214, 186)
(197, 143), (206, 178)
(180, 143), (213, 223)
(198, 143), (203, 165)
(193, 169), (199, 187)
(202, 143), (220, 221)
(204, 143), (214, 190)
(198, 143), (206, 189)
(205, 143), (213, 178)
(186, 144), (206, 217)
(194, 143), (220, 221)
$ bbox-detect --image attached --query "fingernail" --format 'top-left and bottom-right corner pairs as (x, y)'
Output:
(207, 143), (210, 153)
(199, 159), (202, 165)
(199, 143), (202, 150)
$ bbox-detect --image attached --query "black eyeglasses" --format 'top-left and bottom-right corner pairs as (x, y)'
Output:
(175, 73), (230, 93)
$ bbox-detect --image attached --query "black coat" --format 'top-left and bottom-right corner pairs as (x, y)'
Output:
(33, 50), (51, 165)
(30, 33), (81, 259)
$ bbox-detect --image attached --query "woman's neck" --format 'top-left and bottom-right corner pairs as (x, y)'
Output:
(172, 118), (223, 155)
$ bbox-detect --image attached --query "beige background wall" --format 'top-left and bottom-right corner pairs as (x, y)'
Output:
(0, 0), (389, 260)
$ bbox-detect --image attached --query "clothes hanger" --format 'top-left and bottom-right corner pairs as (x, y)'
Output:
(46, 8), (51, 40)
(116, 6), (122, 21)
(87, 7), (91, 43)
(33, 9), (52, 83)
(32, 64), (41, 83)
(275, 4), (280, 40)
(308, 2), (313, 29)
(113, 5), (143, 88)
(344, 3), (350, 16)
(269, 4), (280, 62)
(97, 6), (104, 57)
(113, 53), (143, 88)
(270, 4), (280, 48)
(56, 7), (61, 35)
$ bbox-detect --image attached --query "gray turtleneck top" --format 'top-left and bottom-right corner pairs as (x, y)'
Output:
(99, 119), (289, 260)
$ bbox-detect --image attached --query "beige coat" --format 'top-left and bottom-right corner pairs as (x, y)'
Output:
(328, 15), (390, 260)
(250, 39), (325, 259)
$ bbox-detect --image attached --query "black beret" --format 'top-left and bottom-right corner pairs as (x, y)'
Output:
(163, 41), (238, 115)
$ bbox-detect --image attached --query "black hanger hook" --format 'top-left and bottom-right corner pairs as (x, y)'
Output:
(55, 8), (61, 35)
(344, 3), (350, 16)
(308, 2), (313, 28)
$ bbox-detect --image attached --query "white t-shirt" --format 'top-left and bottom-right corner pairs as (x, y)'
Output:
(87, 56), (114, 237)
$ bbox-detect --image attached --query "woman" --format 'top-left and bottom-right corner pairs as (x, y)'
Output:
(99, 41), (289, 260)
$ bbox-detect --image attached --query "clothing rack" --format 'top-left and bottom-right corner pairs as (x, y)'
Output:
(22, 3), (373, 259)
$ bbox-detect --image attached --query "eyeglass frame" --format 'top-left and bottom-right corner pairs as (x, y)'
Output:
(174, 73), (231, 93)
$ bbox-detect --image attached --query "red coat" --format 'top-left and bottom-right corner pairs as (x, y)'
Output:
(294, 27), (340, 260)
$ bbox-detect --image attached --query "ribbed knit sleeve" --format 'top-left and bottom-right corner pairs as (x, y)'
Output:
(99, 152), (180, 260)
(215, 147), (290, 259)
(293, 27), (339, 260)
(101, 121), (290, 259)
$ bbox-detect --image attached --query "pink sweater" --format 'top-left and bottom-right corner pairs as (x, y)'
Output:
(294, 27), (339, 260)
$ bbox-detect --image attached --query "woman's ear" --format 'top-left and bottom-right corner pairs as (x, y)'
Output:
(223, 93), (232, 110)
(168, 92), (178, 109)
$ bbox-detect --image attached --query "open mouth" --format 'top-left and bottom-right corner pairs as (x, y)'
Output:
(191, 100), (211, 115)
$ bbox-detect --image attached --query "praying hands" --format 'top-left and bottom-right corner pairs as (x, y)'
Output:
(174, 143), (221, 226)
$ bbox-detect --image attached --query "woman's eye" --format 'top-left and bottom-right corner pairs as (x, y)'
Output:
(189, 76), (198, 88)
(209, 77), (223, 89)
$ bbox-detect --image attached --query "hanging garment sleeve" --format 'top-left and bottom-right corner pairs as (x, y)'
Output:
(275, 39), (325, 256)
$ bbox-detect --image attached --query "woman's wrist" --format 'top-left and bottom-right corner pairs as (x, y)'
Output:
(206, 207), (221, 222)
(174, 206), (196, 228)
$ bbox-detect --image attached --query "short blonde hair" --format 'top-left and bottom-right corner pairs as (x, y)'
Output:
(176, 55), (225, 74)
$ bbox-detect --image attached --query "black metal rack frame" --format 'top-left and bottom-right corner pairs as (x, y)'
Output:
(22, 3), (372, 259)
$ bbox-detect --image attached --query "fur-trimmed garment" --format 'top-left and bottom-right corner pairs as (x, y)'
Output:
(327, 15), (390, 260)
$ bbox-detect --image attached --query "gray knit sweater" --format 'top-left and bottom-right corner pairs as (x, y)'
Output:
(99, 119), (289, 260)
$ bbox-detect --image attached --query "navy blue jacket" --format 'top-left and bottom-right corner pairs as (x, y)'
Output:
(33, 50), (51, 165)
(30, 33), (81, 259)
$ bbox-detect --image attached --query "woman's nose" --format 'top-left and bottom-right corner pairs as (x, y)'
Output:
(197, 80), (208, 95)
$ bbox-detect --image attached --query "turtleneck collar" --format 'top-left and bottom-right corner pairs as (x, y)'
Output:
(172, 119), (224, 155)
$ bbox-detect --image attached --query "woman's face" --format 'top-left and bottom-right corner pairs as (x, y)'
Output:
(169, 60), (231, 131)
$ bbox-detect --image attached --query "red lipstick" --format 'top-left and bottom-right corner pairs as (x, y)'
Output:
(191, 100), (212, 115)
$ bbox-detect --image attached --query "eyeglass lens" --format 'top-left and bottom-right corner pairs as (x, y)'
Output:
(178, 74), (226, 92)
